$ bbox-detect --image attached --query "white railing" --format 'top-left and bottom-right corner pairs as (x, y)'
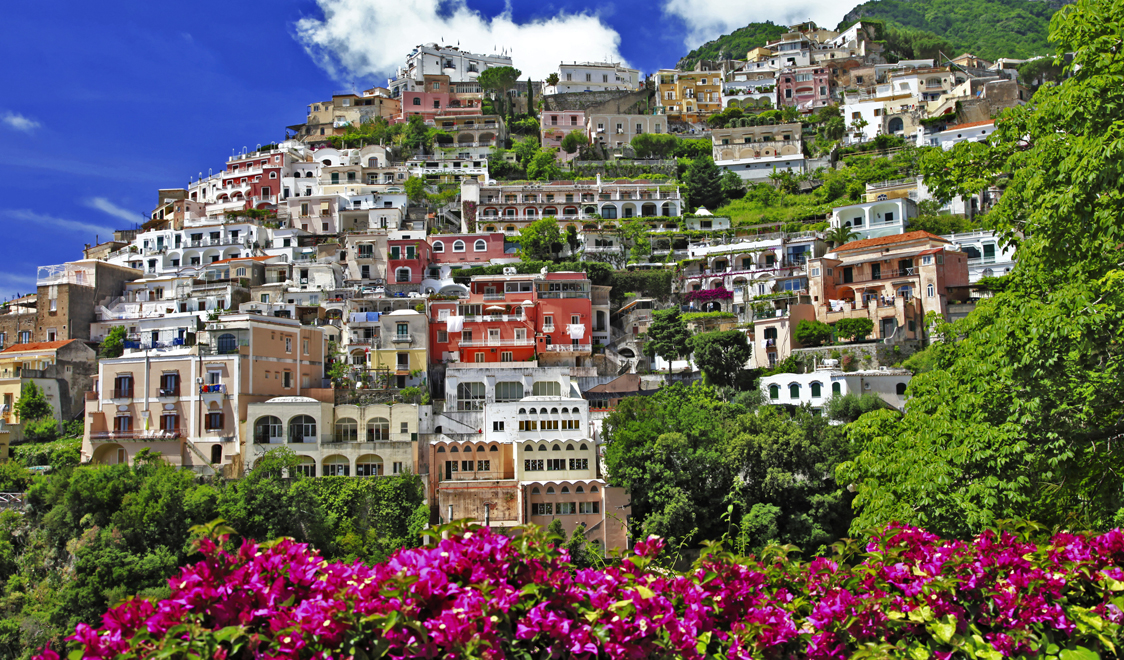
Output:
(544, 343), (591, 352)
(457, 339), (535, 348)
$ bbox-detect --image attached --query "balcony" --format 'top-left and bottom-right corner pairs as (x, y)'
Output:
(390, 333), (413, 344)
(199, 383), (226, 394)
(544, 343), (592, 354)
(457, 338), (535, 348)
(158, 387), (180, 398)
(111, 388), (133, 399)
(90, 430), (182, 442)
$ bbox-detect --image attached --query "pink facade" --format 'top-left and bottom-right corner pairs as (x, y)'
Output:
(540, 111), (586, 151)
(387, 239), (432, 285)
(397, 75), (483, 124)
(428, 233), (508, 264)
(778, 66), (832, 109)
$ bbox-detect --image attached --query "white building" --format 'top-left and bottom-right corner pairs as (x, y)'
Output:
(546, 62), (641, 95)
(388, 43), (512, 97)
(761, 365), (912, 412)
(933, 120), (996, 150)
(830, 197), (917, 240)
(942, 230), (1016, 282)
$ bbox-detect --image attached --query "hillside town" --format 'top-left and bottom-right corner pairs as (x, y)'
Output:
(1, 22), (1035, 553)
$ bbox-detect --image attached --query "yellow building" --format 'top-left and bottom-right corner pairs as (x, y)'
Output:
(656, 69), (723, 124)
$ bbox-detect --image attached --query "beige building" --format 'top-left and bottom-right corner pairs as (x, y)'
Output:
(83, 314), (329, 475)
(0, 339), (98, 429)
(656, 68), (724, 124)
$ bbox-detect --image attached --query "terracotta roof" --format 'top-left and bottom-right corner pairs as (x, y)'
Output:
(917, 247), (945, 256)
(207, 255), (278, 266)
(586, 374), (644, 395)
(943, 119), (994, 132)
(834, 231), (950, 253)
(1, 339), (79, 353)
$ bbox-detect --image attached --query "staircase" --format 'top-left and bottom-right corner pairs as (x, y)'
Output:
(183, 439), (220, 477)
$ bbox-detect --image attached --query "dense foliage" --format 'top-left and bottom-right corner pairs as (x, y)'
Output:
(676, 21), (788, 69)
(45, 521), (1124, 660)
(604, 384), (853, 552)
(840, 0), (1065, 61)
(839, 0), (1124, 538)
(0, 449), (425, 656)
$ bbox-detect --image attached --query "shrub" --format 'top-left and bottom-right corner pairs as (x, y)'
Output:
(794, 319), (833, 347)
(40, 523), (1124, 660)
(834, 317), (874, 342)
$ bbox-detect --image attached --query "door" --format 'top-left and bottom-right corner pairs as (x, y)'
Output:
(871, 263), (881, 280)
(881, 318), (896, 338)
(116, 448), (126, 464)
(488, 329), (500, 345)
(842, 267), (854, 284)
(445, 461), (453, 480)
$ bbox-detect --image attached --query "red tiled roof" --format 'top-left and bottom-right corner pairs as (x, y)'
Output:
(834, 231), (950, 252)
(943, 119), (994, 132)
(1, 339), (79, 353)
(917, 247), (945, 256)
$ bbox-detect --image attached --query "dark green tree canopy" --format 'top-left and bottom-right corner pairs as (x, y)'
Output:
(689, 330), (751, 387)
(645, 308), (692, 369)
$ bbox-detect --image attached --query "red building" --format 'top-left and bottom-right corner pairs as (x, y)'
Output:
(220, 150), (288, 211)
(387, 232), (433, 288)
(777, 66), (832, 110)
(428, 272), (594, 366)
(428, 233), (511, 265)
(398, 74), (483, 124)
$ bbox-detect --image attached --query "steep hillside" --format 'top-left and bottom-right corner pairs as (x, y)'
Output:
(676, 22), (787, 69)
(841, 0), (1073, 60)
(677, 0), (1071, 70)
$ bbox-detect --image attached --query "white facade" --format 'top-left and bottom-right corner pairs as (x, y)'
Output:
(830, 198), (917, 240)
(942, 230), (1016, 282)
(547, 62), (641, 95)
(388, 43), (512, 97)
(717, 154), (806, 181)
(935, 122), (995, 151)
(761, 367), (912, 411)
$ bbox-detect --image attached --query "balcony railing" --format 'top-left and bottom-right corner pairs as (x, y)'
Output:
(112, 387), (133, 399)
(90, 430), (182, 441)
(544, 343), (592, 353)
(199, 383), (226, 394)
(457, 338), (535, 348)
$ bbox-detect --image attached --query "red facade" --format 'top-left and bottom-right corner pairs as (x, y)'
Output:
(387, 239), (432, 285)
(428, 233), (509, 264)
(428, 273), (593, 365)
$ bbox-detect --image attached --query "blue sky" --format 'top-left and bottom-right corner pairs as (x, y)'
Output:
(0, 0), (849, 300)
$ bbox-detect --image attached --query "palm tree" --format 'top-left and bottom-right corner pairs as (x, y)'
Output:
(825, 226), (859, 248)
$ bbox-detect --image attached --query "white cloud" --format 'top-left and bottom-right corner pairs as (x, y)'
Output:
(85, 197), (143, 225)
(294, 0), (629, 82)
(0, 272), (38, 301)
(2, 112), (41, 134)
(664, 0), (850, 50)
(1, 209), (116, 239)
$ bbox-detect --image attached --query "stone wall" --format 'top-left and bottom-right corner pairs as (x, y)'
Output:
(543, 90), (653, 115)
(790, 340), (921, 372)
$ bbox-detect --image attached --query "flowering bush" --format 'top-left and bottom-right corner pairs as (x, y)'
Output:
(684, 287), (733, 303)
(37, 523), (1124, 659)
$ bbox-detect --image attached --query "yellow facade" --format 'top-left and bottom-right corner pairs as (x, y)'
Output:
(657, 70), (723, 124)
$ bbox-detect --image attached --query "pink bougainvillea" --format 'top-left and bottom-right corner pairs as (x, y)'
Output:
(684, 287), (733, 304)
(36, 524), (1124, 659)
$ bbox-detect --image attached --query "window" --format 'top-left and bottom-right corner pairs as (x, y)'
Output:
(531, 503), (552, 515)
(432, 241), (444, 253)
(532, 381), (561, 397)
(335, 418), (358, 442)
(474, 239), (486, 252)
(114, 374), (134, 399)
(289, 415), (316, 442)
(285, 337), (292, 353)
(367, 417), (390, 441)
(832, 382), (841, 395)
(568, 458), (588, 470)
(453, 240), (465, 252)
(283, 371), (292, 388)
(205, 411), (225, 430)
(160, 413), (179, 432)
(114, 415), (132, 433)
(495, 381), (523, 402)
(789, 383), (800, 399)
(768, 384), (779, 400)
(810, 382), (822, 397)
(159, 373), (180, 397)
(525, 459), (544, 471)
(493, 421), (505, 431)
(457, 382), (485, 410)
(437, 330), (448, 343)
(927, 283), (935, 297)
(546, 458), (566, 470)
(412, 97), (421, 106)
(460, 460), (473, 472)
(579, 502), (600, 514)
(896, 383), (908, 396)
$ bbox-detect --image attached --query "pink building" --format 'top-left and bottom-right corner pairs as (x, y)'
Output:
(398, 74), (483, 124)
(429, 233), (510, 265)
(778, 66), (832, 110)
(540, 111), (586, 152)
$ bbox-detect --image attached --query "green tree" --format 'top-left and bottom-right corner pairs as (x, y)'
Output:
(526, 148), (562, 180)
(511, 135), (540, 164)
(478, 66), (522, 119)
(720, 170), (746, 201)
(683, 155), (725, 212)
(689, 330), (751, 387)
(631, 133), (678, 159)
(403, 176), (428, 205)
(560, 130), (588, 154)
(794, 319), (833, 347)
(545, 72), (560, 86)
(824, 392), (892, 423)
(839, 0), (1124, 538)
(564, 224), (581, 256)
(15, 381), (53, 422)
(833, 317), (873, 342)
(99, 326), (126, 359)
(517, 217), (562, 262)
(646, 309), (692, 371)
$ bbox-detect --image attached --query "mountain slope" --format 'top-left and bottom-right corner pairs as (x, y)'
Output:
(840, 0), (1074, 60)
(676, 22), (787, 69)
(677, 0), (1072, 70)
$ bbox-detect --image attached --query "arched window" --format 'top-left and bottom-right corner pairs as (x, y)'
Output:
(356, 454), (383, 477)
(561, 407), (569, 414)
(832, 382), (841, 395)
(495, 382), (524, 402)
(489, 445), (498, 452)
(810, 382), (822, 397)
(217, 333), (238, 354)
(437, 446), (446, 452)
(518, 408), (526, 415)
(532, 487), (540, 494)
(323, 455), (349, 476)
(532, 381), (562, 397)
(550, 407), (559, 414)
(525, 444), (534, 452)
(254, 416), (282, 443)
(289, 415), (316, 443)
(927, 283), (935, 297)
(575, 485), (585, 493)
(579, 443), (588, 451)
(566, 444), (574, 450)
(432, 241), (444, 253)
(367, 417), (389, 441)
(769, 384), (780, 400)
(450, 446), (459, 453)
(789, 383), (800, 399)
(334, 418), (358, 442)
(453, 240), (465, 252)
(547, 486), (555, 494)
(538, 444), (547, 451)
(561, 486), (570, 493)
(590, 485), (599, 493)
(896, 383), (907, 395)
(396, 267), (411, 283)
(552, 444), (561, 451)
(474, 240), (486, 252)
